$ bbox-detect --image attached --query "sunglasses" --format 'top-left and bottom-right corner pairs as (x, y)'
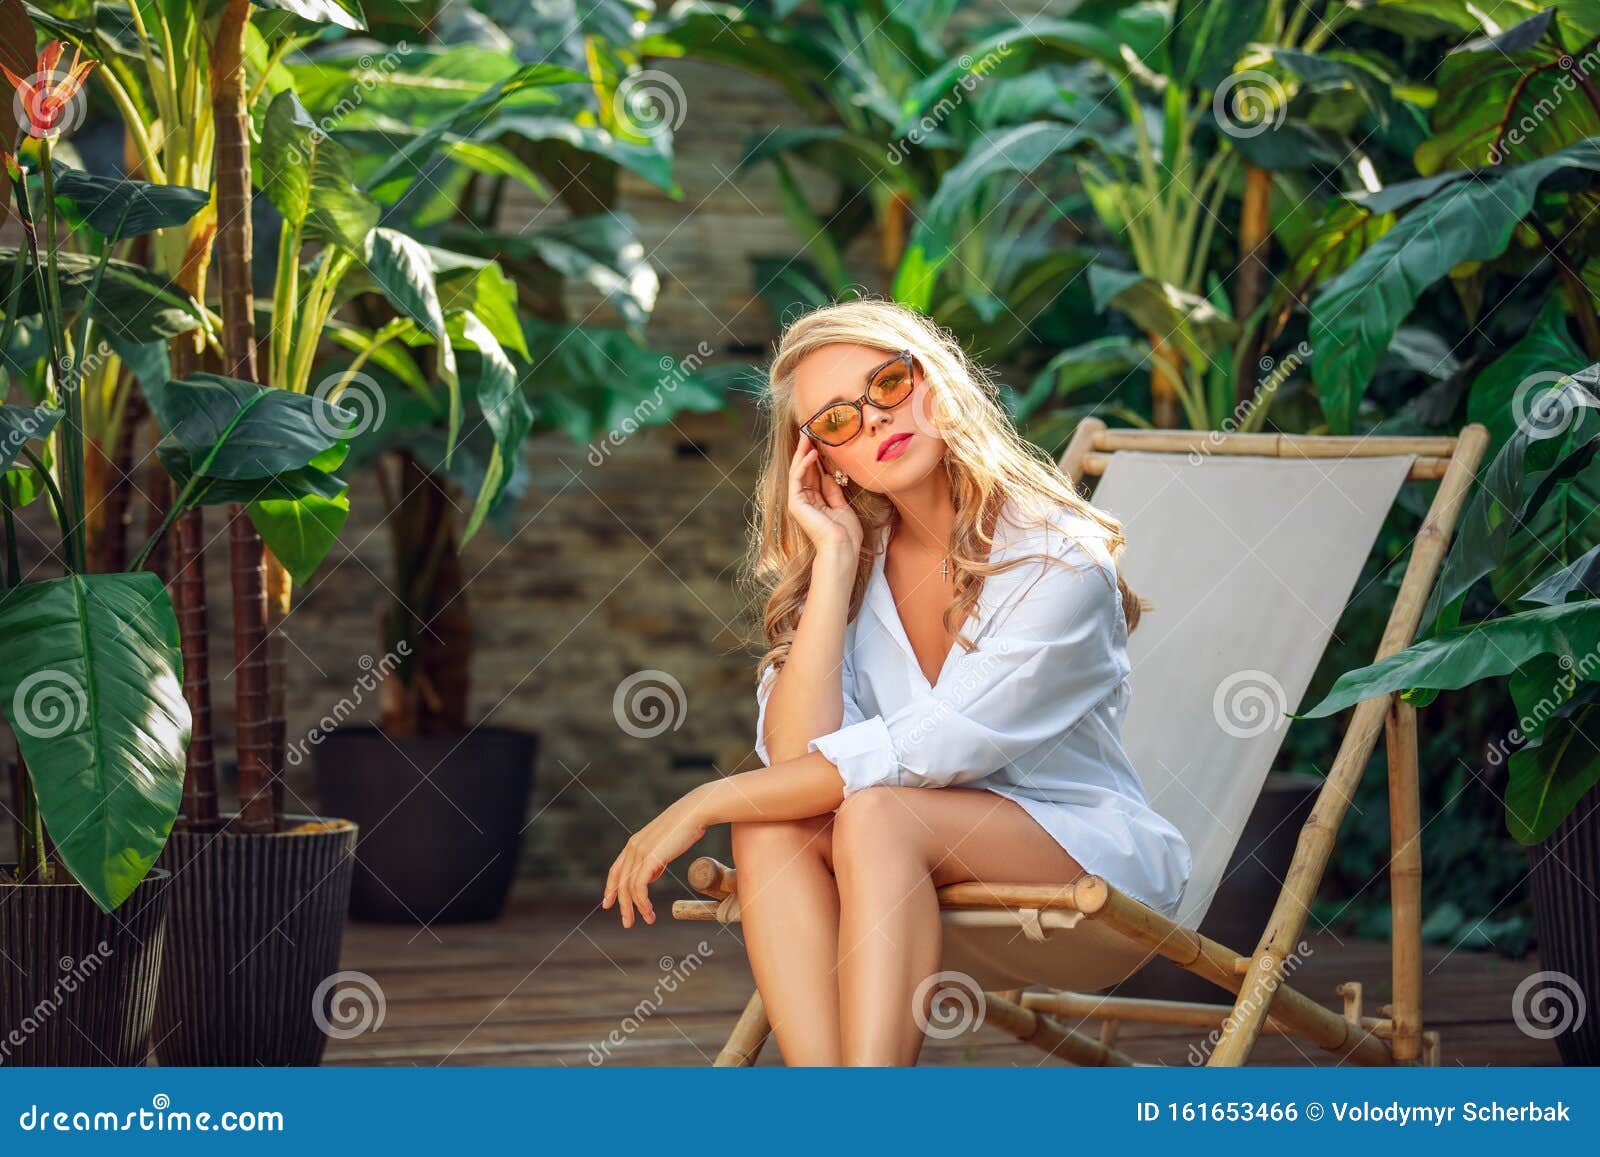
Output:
(797, 350), (918, 447)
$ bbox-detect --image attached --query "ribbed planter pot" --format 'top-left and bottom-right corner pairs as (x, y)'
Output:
(1526, 779), (1600, 1065)
(152, 815), (357, 1066)
(0, 867), (170, 1066)
(312, 724), (538, 924)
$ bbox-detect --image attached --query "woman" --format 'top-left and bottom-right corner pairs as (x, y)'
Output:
(602, 299), (1191, 1065)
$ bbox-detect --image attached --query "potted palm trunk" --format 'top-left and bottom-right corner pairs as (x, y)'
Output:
(142, 0), (361, 1066)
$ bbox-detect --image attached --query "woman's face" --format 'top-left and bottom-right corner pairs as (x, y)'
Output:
(791, 343), (947, 494)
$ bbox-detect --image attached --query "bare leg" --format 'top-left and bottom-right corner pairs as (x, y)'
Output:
(730, 814), (841, 1065)
(831, 785), (1087, 1066)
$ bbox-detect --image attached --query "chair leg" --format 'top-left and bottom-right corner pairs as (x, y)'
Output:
(713, 989), (771, 1067)
(1386, 698), (1425, 1062)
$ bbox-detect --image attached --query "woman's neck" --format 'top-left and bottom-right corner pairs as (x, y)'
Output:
(886, 465), (956, 555)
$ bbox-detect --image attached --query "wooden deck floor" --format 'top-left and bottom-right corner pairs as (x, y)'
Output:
(324, 886), (1558, 1067)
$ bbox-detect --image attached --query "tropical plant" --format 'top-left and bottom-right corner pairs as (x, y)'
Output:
(281, 2), (733, 737)
(1298, 361), (1600, 845)
(0, 39), (350, 907)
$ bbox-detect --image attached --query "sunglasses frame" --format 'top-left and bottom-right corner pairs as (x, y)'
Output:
(797, 349), (918, 447)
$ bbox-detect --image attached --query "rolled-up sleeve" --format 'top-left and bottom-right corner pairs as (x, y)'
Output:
(754, 644), (869, 767)
(808, 532), (1128, 795)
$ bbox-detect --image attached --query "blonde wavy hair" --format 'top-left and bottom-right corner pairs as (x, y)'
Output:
(746, 298), (1148, 686)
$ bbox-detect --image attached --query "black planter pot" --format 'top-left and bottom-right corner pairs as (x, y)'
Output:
(152, 815), (357, 1066)
(311, 724), (538, 924)
(1526, 780), (1600, 1065)
(1108, 771), (1323, 1004)
(0, 867), (170, 1066)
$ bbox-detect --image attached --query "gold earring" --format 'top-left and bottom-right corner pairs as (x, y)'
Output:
(832, 468), (849, 486)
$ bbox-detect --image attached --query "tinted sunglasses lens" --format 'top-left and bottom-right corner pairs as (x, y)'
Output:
(868, 358), (914, 405)
(807, 404), (861, 445)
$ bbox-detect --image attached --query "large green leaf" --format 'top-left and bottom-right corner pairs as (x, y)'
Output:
(250, 0), (366, 31)
(895, 121), (1094, 309)
(1296, 600), (1600, 719)
(2, 247), (210, 343)
(1169, 0), (1268, 90)
(47, 162), (209, 241)
(1310, 137), (1600, 431)
(451, 312), (530, 544)
(247, 492), (350, 584)
(1505, 653), (1600, 843)
(153, 374), (352, 508)
(259, 89), (380, 252)
(365, 229), (460, 453)
(1417, 9), (1600, 172)
(0, 402), (61, 470)
(0, 572), (188, 912)
(1086, 262), (1240, 354)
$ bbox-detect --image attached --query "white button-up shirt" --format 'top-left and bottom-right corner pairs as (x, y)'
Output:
(755, 498), (1192, 918)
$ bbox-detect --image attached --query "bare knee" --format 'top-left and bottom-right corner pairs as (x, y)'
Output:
(832, 787), (930, 878)
(730, 814), (833, 874)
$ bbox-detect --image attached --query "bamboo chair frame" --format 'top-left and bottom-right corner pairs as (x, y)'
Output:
(675, 419), (1490, 1068)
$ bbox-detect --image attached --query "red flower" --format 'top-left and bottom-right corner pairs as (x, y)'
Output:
(2, 40), (96, 139)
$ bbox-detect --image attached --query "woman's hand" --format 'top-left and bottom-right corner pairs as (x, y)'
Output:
(602, 787), (710, 928)
(788, 436), (862, 559)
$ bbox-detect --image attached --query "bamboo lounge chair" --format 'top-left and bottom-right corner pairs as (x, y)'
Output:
(675, 419), (1490, 1067)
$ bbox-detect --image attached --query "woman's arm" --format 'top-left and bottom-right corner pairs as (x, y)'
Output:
(601, 750), (845, 927)
(757, 544), (858, 763)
